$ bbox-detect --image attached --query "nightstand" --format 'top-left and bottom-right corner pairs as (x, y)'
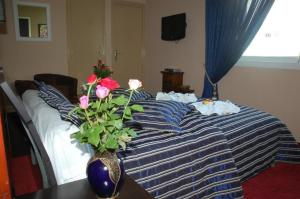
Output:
(161, 71), (194, 93)
(17, 174), (153, 199)
(161, 71), (183, 92)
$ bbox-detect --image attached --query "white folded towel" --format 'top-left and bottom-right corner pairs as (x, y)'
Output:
(156, 91), (198, 104)
(191, 100), (240, 116)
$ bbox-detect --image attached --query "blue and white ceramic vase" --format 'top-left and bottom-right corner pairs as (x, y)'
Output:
(87, 151), (125, 199)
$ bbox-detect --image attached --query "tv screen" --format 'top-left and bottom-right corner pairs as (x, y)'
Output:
(161, 13), (186, 41)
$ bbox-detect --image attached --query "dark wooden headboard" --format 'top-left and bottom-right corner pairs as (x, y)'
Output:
(14, 80), (38, 96)
(15, 73), (78, 103)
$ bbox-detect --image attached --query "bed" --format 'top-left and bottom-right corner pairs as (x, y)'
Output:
(5, 75), (300, 199)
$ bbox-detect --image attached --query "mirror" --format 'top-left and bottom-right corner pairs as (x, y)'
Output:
(13, 0), (51, 41)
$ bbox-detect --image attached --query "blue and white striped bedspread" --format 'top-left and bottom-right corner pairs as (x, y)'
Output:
(120, 106), (300, 199)
(197, 105), (300, 182)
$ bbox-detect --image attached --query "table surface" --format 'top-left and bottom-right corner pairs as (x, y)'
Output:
(16, 175), (153, 199)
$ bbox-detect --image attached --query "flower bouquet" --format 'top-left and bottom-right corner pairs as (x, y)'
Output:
(70, 74), (143, 198)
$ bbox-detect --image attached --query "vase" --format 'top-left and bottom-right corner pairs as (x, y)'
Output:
(87, 151), (125, 199)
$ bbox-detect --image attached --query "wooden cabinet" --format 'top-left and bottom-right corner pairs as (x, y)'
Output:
(161, 71), (194, 93)
(161, 71), (183, 92)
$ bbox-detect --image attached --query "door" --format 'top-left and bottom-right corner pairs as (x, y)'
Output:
(111, 1), (144, 87)
(67, 0), (105, 88)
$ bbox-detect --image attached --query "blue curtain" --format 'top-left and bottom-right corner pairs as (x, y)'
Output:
(202, 0), (274, 98)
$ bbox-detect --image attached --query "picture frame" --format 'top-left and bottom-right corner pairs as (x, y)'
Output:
(38, 23), (48, 38)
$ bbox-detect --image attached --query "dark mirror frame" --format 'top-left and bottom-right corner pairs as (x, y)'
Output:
(0, 0), (7, 34)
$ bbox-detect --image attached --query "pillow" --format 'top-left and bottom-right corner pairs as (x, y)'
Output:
(36, 81), (69, 108)
(56, 103), (83, 127)
(112, 88), (153, 101)
(126, 100), (192, 133)
(86, 88), (153, 102)
(36, 81), (82, 126)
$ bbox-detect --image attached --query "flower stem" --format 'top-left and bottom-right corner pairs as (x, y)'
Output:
(84, 108), (93, 126)
(85, 83), (95, 126)
(97, 99), (102, 111)
(96, 99), (102, 123)
(122, 89), (133, 121)
(87, 83), (93, 97)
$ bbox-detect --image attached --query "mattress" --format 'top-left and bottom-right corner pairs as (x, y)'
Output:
(22, 90), (93, 185)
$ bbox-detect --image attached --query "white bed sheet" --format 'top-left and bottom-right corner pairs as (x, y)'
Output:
(22, 90), (93, 185)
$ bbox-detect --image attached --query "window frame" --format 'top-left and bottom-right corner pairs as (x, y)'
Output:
(237, 56), (300, 69)
(237, 0), (300, 70)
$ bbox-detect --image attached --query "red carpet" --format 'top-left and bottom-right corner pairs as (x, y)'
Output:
(10, 156), (42, 196)
(243, 163), (300, 199)
(11, 156), (300, 198)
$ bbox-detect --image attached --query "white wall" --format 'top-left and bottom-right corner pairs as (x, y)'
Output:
(0, 0), (68, 83)
(144, 0), (205, 94)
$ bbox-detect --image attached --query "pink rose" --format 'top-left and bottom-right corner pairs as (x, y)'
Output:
(87, 74), (97, 84)
(128, 79), (142, 90)
(96, 85), (110, 99)
(99, 77), (120, 90)
(79, 95), (89, 109)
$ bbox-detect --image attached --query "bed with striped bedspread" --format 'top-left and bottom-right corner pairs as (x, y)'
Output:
(121, 105), (300, 199)
(26, 85), (300, 198)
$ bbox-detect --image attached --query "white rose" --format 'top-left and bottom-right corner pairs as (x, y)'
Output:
(128, 79), (142, 90)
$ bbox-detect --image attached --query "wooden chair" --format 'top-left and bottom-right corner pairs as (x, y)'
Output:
(1, 81), (57, 189)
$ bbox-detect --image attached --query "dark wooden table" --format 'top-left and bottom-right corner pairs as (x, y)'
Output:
(17, 174), (153, 199)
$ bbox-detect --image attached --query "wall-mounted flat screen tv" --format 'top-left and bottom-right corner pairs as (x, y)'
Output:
(161, 13), (186, 41)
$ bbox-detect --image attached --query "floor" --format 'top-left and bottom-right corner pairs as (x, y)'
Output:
(243, 162), (300, 199)
(10, 155), (42, 196)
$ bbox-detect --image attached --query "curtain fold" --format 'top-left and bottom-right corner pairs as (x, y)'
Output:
(202, 0), (274, 98)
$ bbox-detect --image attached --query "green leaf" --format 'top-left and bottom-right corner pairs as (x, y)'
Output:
(87, 132), (100, 147)
(127, 129), (137, 137)
(112, 95), (128, 106)
(120, 133), (131, 142)
(113, 119), (123, 129)
(107, 126), (115, 132)
(123, 114), (132, 120)
(91, 102), (98, 109)
(105, 135), (118, 149)
(101, 103), (109, 112)
(70, 132), (82, 140)
(110, 113), (120, 120)
(98, 125), (105, 134)
(124, 107), (131, 116)
(118, 140), (126, 151)
(87, 127), (101, 147)
(130, 104), (144, 112)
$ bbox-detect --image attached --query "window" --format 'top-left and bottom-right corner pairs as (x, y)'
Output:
(238, 0), (300, 69)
